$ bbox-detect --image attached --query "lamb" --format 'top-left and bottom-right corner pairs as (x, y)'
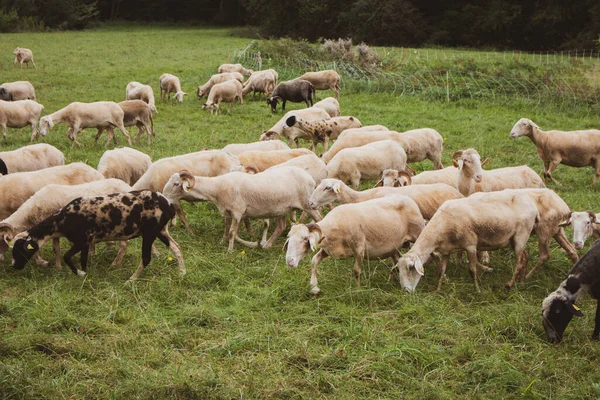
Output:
(451, 149), (545, 197)
(283, 115), (362, 152)
(196, 72), (244, 99)
(222, 140), (290, 155)
(97, 147), (152, 186)
(309, 179), (463, 220)
(0, 81), (36, 101)
(396, 191), (539, 293)
(11, 190), (185, 282)
(312, 97), (340, 117)
(203, 80), (244, 114)
(379, 167), (457, 187)
(242, 70), (276, 99)
(125, 82), (157, 113)
(285, 195), (424, 295)
(39, 101), (131, 147)
(163, 167), (322, 251)
(159, 73), (187, 102)
(541, 239), (600, 343)
(132, 150), (244, 233)
(13, 48), (36, 69)
(237, 148), (313, 172)
(0, 100), (44, 142)
(327, 140), (407, 189)
(559, 211), (600, 250)
(259, 107), (331, 148)
(0, 144), (64, 175)
(267, 153), (327, 185)
(0, 179), (132, 268)
(295, 70), (341, 99)
(218, 63), (253, 76)
(267, 80), (314, 113)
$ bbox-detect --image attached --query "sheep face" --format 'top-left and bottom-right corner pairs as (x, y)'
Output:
(285, 224), (311, 268)
(564, 211), (598, 250)
(397, 254), (424, 293)
(0, 88), (10, 101)
(452, 149), (486, 183)
(259, 131), (279, 141)
(163, 171), (197, 203)
(309, 179), (342, 208)
(175, 91), (187, 103)
(542, 290), (583, 343)
(11, 237), (39, 270)
(196, 86), (205, 100)
(39, 116), (53, 136)
(510, 118), (535, 138)
(267, 97), (280, 112)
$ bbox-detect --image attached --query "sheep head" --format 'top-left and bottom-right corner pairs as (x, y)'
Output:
(397, 253), (425, 294)
(259, 130), (279, 141)
(510, 118), (538, 138)
(162, 170), (197, 203)
(452, 148), (487, 182)
(542, 288), (583, 343)
(562, 211), (599, 250)
(285, 223), (323, 268)
(175, 91), (187, 103)
(0, 88), (10, 101)
(11, 236), (39, 270)
(267, 96), (280, 112)
(309, 179), (343, 208)
(39, 116), (54, 136)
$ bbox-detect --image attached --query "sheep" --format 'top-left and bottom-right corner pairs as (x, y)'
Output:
(97, 147), (152, 186)
(309, 179), (463, 220)
(267, 153), (327, 185)
(379, 167), (457, 187)
(163, 167), (322, 251)
(0, 179), (132, 268)
(283, 115), (362, 152)
(285, 195), (424, 295)
(510, 118), (600, 184)
(321, 128), (443, 168)
(312, 97), (340, 117)
(222, 140), (290, 155)
(396, 191), (539, 293)
(125, 82), (157, 113)
(218, 63), (253, 76)
(0, 144), (64, 175)
(296, 70), (341, 99)
(559, 211), (600, 250)
(203, 80), (244, 115)
(159, 73), (187, 102)
(132, 150), (244, 233)
(11, 190), (185, 281)
(451, 149), (545, 197)
(327, 140), (407, 189)
(0, 81), (36, 101)
(0, 100), (44, 142)
(259, 107), (331, 148)
(196, 72), (244, 99)
(39, 101), (131, 147)
(95, 100), (155, 145)
(13, 48), (36, 69)
(541, 239), (600, 343)
(237, 148), (313, 172)
(242, 70), (276, 99)
(267, 80), (314, 113)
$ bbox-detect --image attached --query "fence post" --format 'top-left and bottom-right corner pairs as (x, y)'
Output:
(446, 70), (450, 103)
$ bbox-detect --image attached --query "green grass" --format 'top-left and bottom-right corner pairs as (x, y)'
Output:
(1, 25), (600, 399)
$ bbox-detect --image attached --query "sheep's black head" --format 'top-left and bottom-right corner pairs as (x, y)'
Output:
(267, 96), (280, 112)
(0, 159), (7, 175)
(0, 88), (10, 101)
(12, 238), (39, 270)
(542, 293), (583, 343)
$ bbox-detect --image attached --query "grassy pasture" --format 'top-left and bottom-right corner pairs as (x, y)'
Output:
(1, 25), (600, 399)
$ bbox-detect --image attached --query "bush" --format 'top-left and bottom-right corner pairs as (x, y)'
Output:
(322, 38), (354, 61)
(0, 8), (44, 32)
(356, 42), (380, 66)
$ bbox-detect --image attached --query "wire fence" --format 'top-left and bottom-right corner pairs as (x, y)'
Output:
(233, 42), (600, 109)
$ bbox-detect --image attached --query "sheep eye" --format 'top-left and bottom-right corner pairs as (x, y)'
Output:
(325, 186), (332, 191)
(303, 236), (309, 241)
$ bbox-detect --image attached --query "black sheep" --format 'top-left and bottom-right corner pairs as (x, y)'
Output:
(267, 79), (314, 113)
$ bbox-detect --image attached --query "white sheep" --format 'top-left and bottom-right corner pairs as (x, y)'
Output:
(222, 140), (290, 155)
(259, 107), (331, 147)
(0, 81), (36, 101)
(379, 167), (457, 187)
(237, 148), (313, 172)
(0, 144), (64, 175)
(95, 100), (155, 145)
(202, 80), (244, 114)
(0, 100), (44, 142)
(13, 48), (36, 69)
(218, 63), (253, 76)
(163, 167), (322, 251)
(312, 97), (340, 117)
(242, 70), (276, 99)
(267, 153), (327, 185)
(559, 211), (600, 250)
(125, 81), (157, 113)
(283, 115), (362, 152)
(39, 101), (131, 147)
(97, 147), (152, 186)
(296, 70), (341, 99)
(510, 118), (600, 184)
(159, 73), (187, 102)
(327, 140), (407, 189)
(197, 72), (244, 99)
(285, 195), (424, 295)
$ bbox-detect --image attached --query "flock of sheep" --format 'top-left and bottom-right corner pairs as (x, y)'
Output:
(2, 47), (600, 344)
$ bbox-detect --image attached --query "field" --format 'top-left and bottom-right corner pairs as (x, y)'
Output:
(1, 25), (600, 399)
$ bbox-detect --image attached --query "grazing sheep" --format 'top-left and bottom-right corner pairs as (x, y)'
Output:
(96, 100), (155, 145)
(0, 143), (64, 175)
(327, 140), (407, 189)
(39, 101), (131, 147)
(237, 148), (312, 172)
(259, 107), (331, 148)
(379, 167), (457, 187)
(0, 81), (36, 101)
(163, 167), (322, 251)
(312, 97), (340, 117)
(296, 70), (341, 99)
(267, 153), (327, 185)
(97, 147), (152, 186)
(222, 140), (290, 155)
(285, 195), (424, 295)
(203, 80), (244, 114)
(510, 118), (600, 184)
(159, 73), (187, 102)
(242, 70), (276, 99)
(0, 179), (132, 268)
(284, 115), (362, 152)
(396, 191), (539, 293)
(452, 149), (545, 197)
(125, 82), (157, 113)
(0, 100), (44, 142)
(218, 63), (253, 76)
(11, 190), (185, 281)
(559, 211), (600, 250)
(267, 80), (314, 113)
(196, 72), (244, 99)
(13, 48), (36, 69)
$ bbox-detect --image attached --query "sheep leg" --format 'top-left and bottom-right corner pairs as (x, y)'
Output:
(1, 124), (6, 139)
(323, 136), (330, 152)
(53, 238), (62, 269)
(261, 216), (286, 249)
(592, 299), (600, 340)
(351, 244), (365, 287)
(525, 235), (551, 280)
(222, 214), (232, 243)
(546, 160), (561, 184)
(242, 216), (254, 234)
(593, 159), (600, 185)
(174, 203), (194, 235)
(30, 121), (38, 142)
(227, 214), (242, 252)
(305, 208), (322, 222)
(466, 249), (480, 293)
(310, 249), (328, 296)
(436, 255), (450, 291)
(116, 123), (132, 146)
(234, 220), (261, 248)
(31, 60), (36, 69)
(111, 241), (129, 266)
(63, 242), (86, 277)
(94, 127), (105, 144)
(478, 251), (490, 265)
(128, 233), (156, 281)
(79, 246), (90, 273)
(432, 154), (444, 170)
(552, 228), (579, 264)
(33, 253), (49, 268)
(104, 127), (116, 147)
(157, 229), (185, 276)
(506, 248), (529, 290)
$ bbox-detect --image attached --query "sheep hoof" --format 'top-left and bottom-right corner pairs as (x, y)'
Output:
(310, 287), (321, 296)
(259, 240), (270, 249)
(36, 259), (50, 268)
(77, 270), (87, 277)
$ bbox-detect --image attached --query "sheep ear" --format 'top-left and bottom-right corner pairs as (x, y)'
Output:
(568, 302), (584, 317)
(481, 157), (490, 166)
(333, 182), (342, 193)
(414, 256), (424, 276)
(587, 211), (597, 223)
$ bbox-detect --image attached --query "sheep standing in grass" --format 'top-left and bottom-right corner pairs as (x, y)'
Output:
(242, 70), (276, 99)
(237, 148), (312, 172)
(510, 118), (600, 184)
(95, 100), (155, 145)
(196, 72), (244, 99)
(0, 100), (44, 142)
(259, 107), (331, 148)
(312, 97), (340, 117)
(97, 147), (152, 186)
(0, 144), (64, 175)
(13, 48), (36, 69)
(203, 80), (244, 115)
(159, 73), (187, 102)
(125, 82), (157, 113)
(218, 63), (253, 76)
(222, 140), (290, 155)
(296, 70), (341, 99)
(284, 115), (362, 152)
(267, 80), (314, 113)
(0, 81), (36, 101)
